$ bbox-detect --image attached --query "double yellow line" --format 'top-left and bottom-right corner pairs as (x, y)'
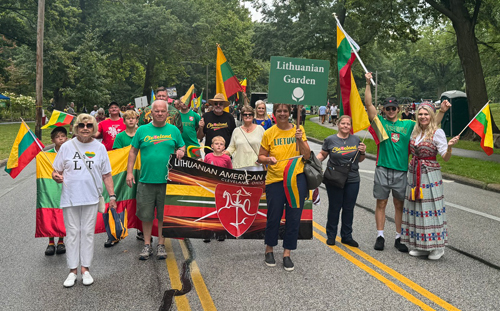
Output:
(313, 221), (460, 311)
(164, 239), (217, 311)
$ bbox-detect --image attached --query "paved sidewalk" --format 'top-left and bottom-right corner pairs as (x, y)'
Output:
(309, 116), (500, 163)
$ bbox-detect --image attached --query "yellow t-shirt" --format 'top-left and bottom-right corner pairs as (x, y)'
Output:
(261, 124), (307, 185)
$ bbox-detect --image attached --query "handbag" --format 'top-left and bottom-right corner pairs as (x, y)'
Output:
(103, 207), (128, 242)
(302, 151), (323, 190)
(71, 139), (106, 213)
(323, 160), (352, 189)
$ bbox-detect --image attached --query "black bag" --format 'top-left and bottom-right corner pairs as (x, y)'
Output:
(323, 162), (352, 189)
(303, 151), (323, 190)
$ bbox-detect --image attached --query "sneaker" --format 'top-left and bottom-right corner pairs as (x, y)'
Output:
(394, 238), (409, 253)
(82, 271), (94, 286)
(104, 239), (119, 248)
(341, 238), (359, 247)
(374, 236), (385, 251)
(136, 230), (144, 240)
(428, 248), (445, 260)
(283, 256), (294, 272)
(63, 272), (77, 288)
(45, 244), (56, 256)
(264, 252), (276, 267)
(56, 243), (66, 254)
(326, 238), (336, 246)
(203, 239), (211, 243)
(139, 244), (153, 260)
(409, 250), (430, 257)
(157, 244), (167, 260)
(217, 236), (226, 242)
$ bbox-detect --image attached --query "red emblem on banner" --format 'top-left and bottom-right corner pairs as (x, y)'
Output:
(215, 184), (263, 237)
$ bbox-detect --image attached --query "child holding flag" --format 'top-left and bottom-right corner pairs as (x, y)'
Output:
(45, 127), (68, 256)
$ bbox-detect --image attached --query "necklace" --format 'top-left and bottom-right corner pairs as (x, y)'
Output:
(241, 125), (252, 133)
(338, 134), (349, 145)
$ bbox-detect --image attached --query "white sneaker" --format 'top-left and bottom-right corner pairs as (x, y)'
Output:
(82, 271), (94, 286)
(428, 248), (445, 260)
(409, 250), (430, 257)
(63, 272), (77, 288)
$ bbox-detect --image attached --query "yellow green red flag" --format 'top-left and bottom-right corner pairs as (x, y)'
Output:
(216, 45), (243, 101)
(41, 110), (74, 129)
(5, 121), (45, 178)
(468, 103), (494, 155)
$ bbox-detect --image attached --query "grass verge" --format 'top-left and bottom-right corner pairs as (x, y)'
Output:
(303, 115), (500, 184)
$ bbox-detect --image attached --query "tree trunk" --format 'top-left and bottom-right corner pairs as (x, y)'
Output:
(143, 57), (155, 102)
(53, 88), (66, 110)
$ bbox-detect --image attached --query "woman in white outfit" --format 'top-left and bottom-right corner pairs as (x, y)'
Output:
(225, 105), (265, 170)
(52, 113), (117, 287)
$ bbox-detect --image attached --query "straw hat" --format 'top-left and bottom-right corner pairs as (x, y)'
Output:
(208, 93), (230, 107)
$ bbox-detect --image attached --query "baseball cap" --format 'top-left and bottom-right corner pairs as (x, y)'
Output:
(383, 97), (399, 108)
(108, 101), (120, 108)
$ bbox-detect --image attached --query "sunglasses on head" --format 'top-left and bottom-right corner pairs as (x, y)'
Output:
(242, 113), (253, 117)
(385, 106), (398, 112)
(78, 123), (93, 129)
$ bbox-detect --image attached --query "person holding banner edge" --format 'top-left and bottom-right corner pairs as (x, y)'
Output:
(364, 72), (450, 252)
(258, 103), (310, 272)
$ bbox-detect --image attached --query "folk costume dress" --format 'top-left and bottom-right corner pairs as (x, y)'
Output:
(401, 129), (448, 250)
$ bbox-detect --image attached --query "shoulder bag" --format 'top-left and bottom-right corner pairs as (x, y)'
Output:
(303, 151), (323, 190)
(71, 139), (106, 213)
(323, 158), (353, 189)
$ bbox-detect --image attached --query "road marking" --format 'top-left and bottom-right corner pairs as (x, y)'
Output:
(313, 222), (460, 311)
(446, 202), (500, 222)
(312, 231), (435, 311)
(164, 239), (191, 311)
(178, 240), (217, 311)
(359, 169), (374, 174)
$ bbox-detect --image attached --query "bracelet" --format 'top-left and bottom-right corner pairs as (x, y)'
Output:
(109, 195), (117, 200)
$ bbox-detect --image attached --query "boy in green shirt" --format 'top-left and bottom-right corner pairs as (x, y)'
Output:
(45, 127), (68, 256)
(113, 110), (139, 150)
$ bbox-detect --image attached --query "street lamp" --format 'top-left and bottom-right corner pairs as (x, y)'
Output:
(375, 70), (390, 106)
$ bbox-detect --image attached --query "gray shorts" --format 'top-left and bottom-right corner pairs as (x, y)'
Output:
(373, 166), (407, 201)
(136, 182), (167, 222)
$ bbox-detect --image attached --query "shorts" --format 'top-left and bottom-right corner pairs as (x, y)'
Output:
(136, 182), (167, 222)
(373, 166), (407, 201)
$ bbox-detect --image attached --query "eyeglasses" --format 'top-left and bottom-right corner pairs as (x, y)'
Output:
(242, 113), (253, 117)
(385, 106), (398, 112)
(78, 123), (93, 129)
(213, 102), (225, 107)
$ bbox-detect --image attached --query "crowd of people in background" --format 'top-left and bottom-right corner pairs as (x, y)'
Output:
(48, 84), (458, 287)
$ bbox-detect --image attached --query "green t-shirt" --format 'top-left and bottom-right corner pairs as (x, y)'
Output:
(180, 110), (201, 149)
(376, 115), (415, 172)
(113, 131), (135, 149)
(47, 148), (56, 153)
(131, 123), (185, 184)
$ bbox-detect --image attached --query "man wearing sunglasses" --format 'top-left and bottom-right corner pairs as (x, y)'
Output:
(364, 72), (450, 253)
(197, 93), (236, 154)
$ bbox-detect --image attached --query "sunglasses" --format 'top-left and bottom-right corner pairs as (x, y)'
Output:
(78, 123), (93, 129)
(213, 102), (225, 107)
(385, 106), (398, 112)
(242, 113), (253, 117)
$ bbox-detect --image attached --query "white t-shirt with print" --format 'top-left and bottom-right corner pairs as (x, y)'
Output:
(53, 138), (112, 208)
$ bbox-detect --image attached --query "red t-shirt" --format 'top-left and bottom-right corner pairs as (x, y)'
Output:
(204, 153), (233, 169)
(97, 118), (126, 151)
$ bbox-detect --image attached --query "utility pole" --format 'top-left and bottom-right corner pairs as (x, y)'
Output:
(35, 0), (45, 139)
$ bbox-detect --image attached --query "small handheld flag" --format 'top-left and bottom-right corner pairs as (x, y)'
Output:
(5, 121), (45, 178)
(41, 110), (74, 129)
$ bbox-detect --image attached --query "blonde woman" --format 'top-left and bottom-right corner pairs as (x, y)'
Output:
(52, 114), (117, 287)
(401, 103), (459, 260)
(254, 100), (273, 130)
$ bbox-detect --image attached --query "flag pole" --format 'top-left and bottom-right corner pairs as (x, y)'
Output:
(333, 14), (375, 86)
(457, 100), (490, 137)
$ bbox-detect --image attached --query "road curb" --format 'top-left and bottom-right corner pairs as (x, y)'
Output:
(307, 136), (500, 194)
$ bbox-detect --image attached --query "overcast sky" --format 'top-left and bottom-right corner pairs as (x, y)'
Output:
(241, 1), (266, 22)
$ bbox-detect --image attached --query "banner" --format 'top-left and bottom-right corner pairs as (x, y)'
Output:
(35, 150), (313, 240)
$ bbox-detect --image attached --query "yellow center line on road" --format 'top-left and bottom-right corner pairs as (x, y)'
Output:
(313, 221), (460, 311)
(178, 239), (217, 311)
(164, 239), (191, 311)
(313, 231), (435, 311)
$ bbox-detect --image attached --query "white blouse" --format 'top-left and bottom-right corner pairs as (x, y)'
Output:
(226, 126), (265, 169)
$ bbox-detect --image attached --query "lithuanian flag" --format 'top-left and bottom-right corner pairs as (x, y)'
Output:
(469, 103), (494, 155)
(180, 84), (195, 107)
(216, 44), (243, 100)
(337, 24), (370, 134)
(368, 117), (389, 145)
(283, 156), (302, 208)
(41, 110), (74, 129)
(5, 121), (45, 178)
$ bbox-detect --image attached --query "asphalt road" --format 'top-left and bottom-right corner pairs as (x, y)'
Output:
(1, 140), (500, 311)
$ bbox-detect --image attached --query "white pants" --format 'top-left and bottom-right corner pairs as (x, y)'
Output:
(63, 204), (98, 269)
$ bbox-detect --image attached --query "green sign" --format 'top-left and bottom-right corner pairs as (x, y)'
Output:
(268, 56), (329, 106)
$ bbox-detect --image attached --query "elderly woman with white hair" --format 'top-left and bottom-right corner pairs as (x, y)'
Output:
(401, 103), (459, 260)
(52, 113), (117, 287)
